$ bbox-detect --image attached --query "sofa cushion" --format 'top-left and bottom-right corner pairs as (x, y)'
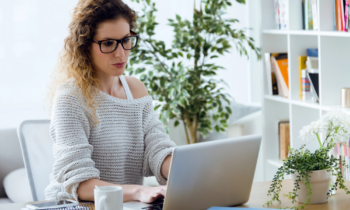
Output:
(3, 168), (32, 203)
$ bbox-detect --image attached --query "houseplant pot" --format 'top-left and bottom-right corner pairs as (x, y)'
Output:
(291, 169), (332, 204)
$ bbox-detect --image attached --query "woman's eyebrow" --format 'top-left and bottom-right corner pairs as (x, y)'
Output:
(101, 33), (130, 40)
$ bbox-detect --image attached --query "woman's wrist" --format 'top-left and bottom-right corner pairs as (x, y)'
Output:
(133, 185), (145, 201)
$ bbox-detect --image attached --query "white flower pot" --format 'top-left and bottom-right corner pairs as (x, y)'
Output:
(291, 169), (332, 204)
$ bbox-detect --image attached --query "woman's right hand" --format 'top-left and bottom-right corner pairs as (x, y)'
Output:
(136, 186), (167, 203)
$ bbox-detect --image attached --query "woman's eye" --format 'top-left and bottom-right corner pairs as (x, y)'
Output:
(103, 41), (114, 46)
(123, 38), (130, 43)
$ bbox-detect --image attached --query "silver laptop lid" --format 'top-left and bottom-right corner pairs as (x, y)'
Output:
(163, 134), (261, 210)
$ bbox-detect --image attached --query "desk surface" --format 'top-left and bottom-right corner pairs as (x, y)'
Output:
(2, 179), (350, 210)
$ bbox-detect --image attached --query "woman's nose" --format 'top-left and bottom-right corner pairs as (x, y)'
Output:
(114, 43), (125, 57)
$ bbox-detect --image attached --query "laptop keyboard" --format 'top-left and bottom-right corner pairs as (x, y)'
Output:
(141, 203), (163, 210)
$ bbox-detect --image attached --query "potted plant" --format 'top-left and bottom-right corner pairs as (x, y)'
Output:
(127, 0), (261, 144)
(264, 109), (350, 210)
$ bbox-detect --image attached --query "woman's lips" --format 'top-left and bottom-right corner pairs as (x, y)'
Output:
(112, 62), (125, 68)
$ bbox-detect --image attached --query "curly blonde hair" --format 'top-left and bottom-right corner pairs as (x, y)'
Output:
(46, 0), (137, 124)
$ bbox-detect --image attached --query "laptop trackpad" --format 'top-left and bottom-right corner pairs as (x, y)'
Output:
(124, 200), (164, 209)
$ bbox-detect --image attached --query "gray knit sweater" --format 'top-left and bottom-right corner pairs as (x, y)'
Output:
(44, 77), (176, 201)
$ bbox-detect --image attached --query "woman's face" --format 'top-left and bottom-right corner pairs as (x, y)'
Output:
(90, 18), (131, 77)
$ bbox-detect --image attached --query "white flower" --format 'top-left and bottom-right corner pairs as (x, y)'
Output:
(321, 109), (350, 143)
(299, 120), (327, 142)
(299, 109), (350, 144)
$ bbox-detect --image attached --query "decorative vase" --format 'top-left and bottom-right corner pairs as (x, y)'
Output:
(291, 169), (332, 204)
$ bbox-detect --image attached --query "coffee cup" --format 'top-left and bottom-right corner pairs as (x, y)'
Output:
(94, 185), (123, 210)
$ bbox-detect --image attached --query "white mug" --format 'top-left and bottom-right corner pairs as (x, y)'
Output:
(94, 186), (123, 210)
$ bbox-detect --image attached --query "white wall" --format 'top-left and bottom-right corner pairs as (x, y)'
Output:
(0, 0), (258, 129)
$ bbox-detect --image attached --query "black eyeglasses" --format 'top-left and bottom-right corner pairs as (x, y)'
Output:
(92, 30), (139, 53)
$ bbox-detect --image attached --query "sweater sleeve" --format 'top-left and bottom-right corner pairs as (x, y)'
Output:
(48, 88), (100, 201)
(142, 100), (177, 185)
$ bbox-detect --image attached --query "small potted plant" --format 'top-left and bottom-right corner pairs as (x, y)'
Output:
(264, 109), (350, 210)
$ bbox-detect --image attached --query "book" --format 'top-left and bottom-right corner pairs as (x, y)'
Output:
(302, 0), (305, 29)
(311, 0), (318, 30)
(345, 0), (349, 31)
(306, 48), (318, 57)
(348, 1), (350, 31)
(340, 0), (344, 30)
(280, 0), (289, 30)
(342, 0), (346, 30)
(333, 0), (337, 30)
(265, 53), (279, 95)
(306, 69), (319, 102)
(305, 0), (313, 30)
(274, 0), (281, 29)
(306, 56), (319, 71)
(279, 121), (290, 160)
(302, 69), (312, 101)
(332, 140), (350, 181)
(272, 53), (289, 98)
(299, 56), (307, 100)
(336, 0), (340, 30)
(265, 53), (273, 95)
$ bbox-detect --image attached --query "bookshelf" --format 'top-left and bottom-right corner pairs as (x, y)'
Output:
(261, 0), (350, 181)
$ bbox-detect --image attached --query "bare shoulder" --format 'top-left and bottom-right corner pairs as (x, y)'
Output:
(124, 75), (149, 99)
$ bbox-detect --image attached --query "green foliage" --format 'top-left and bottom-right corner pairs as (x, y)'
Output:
(264, 140), (350, 210)
(128, 0), (261, 142)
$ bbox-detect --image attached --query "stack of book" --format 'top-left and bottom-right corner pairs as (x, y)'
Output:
(264, 53), (289, 98)
(333, 0), (350, 31)
(333, 141), (350, 181)
(274, 0), (350, 32)
(299, 49), (319, 103)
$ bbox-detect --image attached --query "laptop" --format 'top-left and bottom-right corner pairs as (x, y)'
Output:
(123, 134), (261, 210)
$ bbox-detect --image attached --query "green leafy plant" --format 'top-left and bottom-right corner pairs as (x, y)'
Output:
(264, 110), (350, 210)
(127, 0), (261, 144)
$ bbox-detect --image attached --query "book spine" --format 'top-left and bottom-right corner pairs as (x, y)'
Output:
(344, 0), (349, 31)
(341, 0), (345, 31)
(284, 0), (289, 30)
(302, 70), (312, 101)
(280, 0), (287, 30)
(336, 0), (340, 30)
(273, 57), (289, 98)
(311, 0), (318, 30)
(348, 3), (350, 31)
(305, 0), (309, 30)
(275, 0), (280, 29)
(265, 53), (273, 95)
(333, 0), (337, 30)
(308, 0), (313, 30)
(279, 122), (290, 160)
(302, 0), (306, 30)
(299, 56), (307, 100)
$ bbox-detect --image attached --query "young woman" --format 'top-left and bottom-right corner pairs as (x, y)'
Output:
(44, 0), (176, 203)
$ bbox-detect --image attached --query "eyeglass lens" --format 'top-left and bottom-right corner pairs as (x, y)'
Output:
(100, 36), (137, 53)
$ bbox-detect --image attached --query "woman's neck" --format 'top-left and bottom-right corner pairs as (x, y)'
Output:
(97, 72), (123, 96)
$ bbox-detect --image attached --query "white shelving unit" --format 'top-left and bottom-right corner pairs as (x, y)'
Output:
(261, 0), (350, 181)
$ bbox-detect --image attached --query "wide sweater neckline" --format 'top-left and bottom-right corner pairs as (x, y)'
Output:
(98, 90), (153, 104)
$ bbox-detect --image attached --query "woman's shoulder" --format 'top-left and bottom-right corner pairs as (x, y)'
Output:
(54, 79), (87, 107)
(123, 76), (149, 99)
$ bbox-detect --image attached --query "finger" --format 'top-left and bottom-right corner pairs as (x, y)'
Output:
(146, 195), (158, 203)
